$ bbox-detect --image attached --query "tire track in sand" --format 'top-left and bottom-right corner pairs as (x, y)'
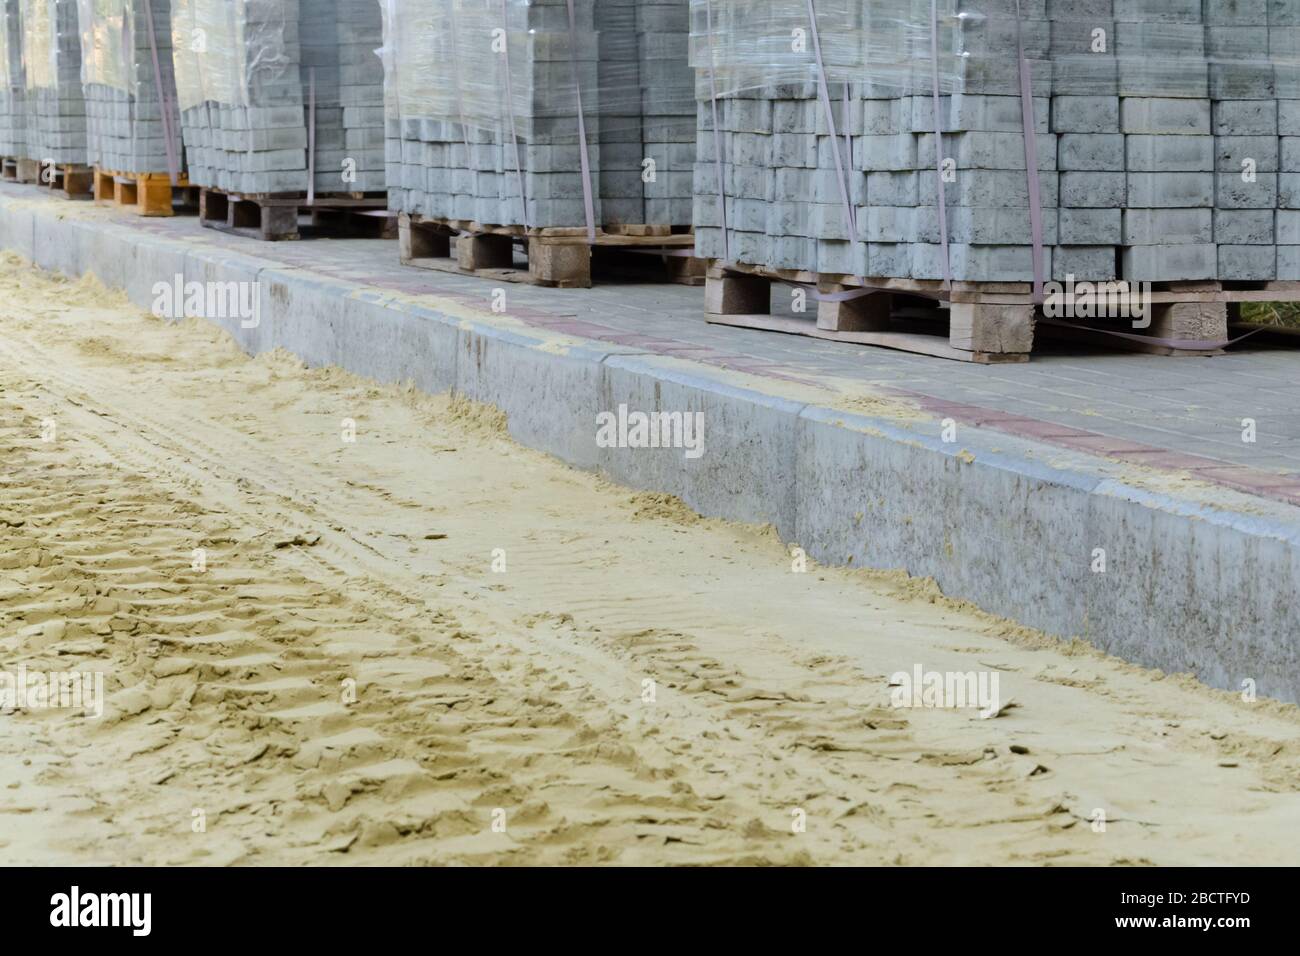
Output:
(0, 369), (770, 864)
(0, 330), (1091, 864)
(2, 261), (1298, 864)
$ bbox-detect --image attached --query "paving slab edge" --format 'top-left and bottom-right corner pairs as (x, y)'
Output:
(4, 194), (1298, 703)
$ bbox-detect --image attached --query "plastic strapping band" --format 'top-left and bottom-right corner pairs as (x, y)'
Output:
(703, 0), (729, 263)
(307, 68), (316, 205)
(447, 6), (473, 156)
(842, 84), (854, 207)
(1014, 0), (1045, 303)
(806, 0), (856, 242)
(498, 0), (529, 231)
(929, 0), (951, 289)
(1037, 317), (1266, 352)
(564, 0), (597, 243)
(141, 0), (180, 185)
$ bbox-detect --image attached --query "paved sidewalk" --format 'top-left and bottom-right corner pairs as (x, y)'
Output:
(15, 182), (1300, 504)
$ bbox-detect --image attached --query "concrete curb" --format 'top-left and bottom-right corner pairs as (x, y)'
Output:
(4, 192), (1298, 701)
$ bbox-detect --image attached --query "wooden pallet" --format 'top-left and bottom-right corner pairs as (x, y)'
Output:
(704, 264), (1276, 361)
(704, 261), (1033, 363)
(398, 213), (705, 289)
(93, 168), (198, 217)
(37, 163), (93, 199)
(198, 188), (393, 241)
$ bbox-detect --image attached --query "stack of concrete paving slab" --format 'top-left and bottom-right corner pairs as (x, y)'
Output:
(77, 0), (183, 175)
(0, 0), (25, 159)
(21, 0), (89, 166)
(300, 0), (386, 193)
(691, 0), (1300, 285)
(380, 0), (695, 230)
(599, 0), (696, 225)
(170, 0), (385, 194)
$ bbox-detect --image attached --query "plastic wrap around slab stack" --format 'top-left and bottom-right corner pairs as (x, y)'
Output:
(78, 0), (183, 176)
(22, 0), (89, 165)
(170, 0), (385, 195)
(379, 0), (695, 231)
(0, 0), (25, 159)
(691, 0), (1300, 285)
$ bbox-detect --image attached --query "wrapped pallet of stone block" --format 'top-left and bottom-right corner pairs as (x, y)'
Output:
(379, 0), (697, 231)
(0, 0), (25, 160)
(77, 0), (183, 177)
(691, 0), (1057, 287)
(170, 0), (385, 195)
(21, 0), (89, 166)
(690, 0), (1300, 295)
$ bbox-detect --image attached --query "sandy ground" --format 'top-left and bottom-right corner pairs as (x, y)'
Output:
(1, 254), (1298, 866)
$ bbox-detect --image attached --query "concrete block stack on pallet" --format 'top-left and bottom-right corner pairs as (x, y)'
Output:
(690, 0), (1300, 361)
(169, 0), (386, 237)
(381, 0), (699, 288)
(78, 0), (186, 213)
(170, 0), (295, 195)
(20, 0), (91, 193)
(690, 0), (1058, 363)
(0, 0), (27, 174)
(382, 0), (591, 227)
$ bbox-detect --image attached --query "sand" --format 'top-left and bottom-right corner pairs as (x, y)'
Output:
(1, 253), (1298, 866)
